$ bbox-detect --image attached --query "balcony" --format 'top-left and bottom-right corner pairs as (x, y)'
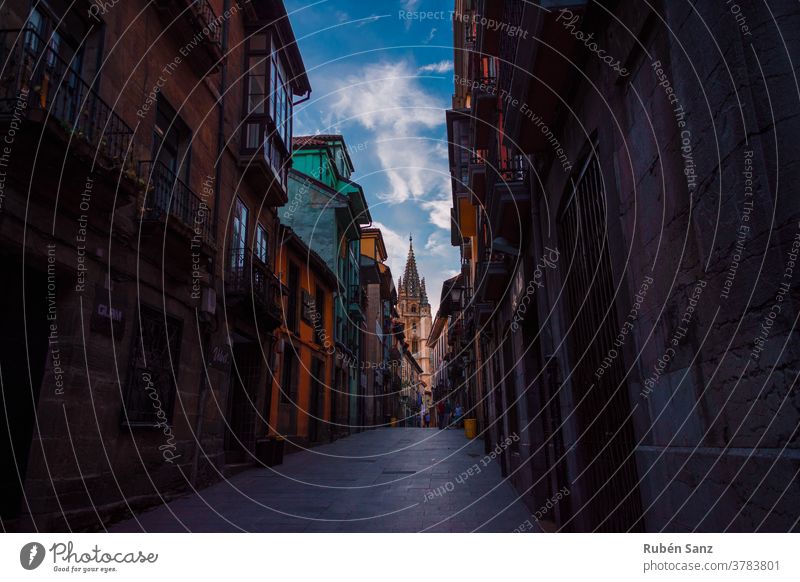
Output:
(476, 250), (511, 302)
(238, 129), (290, 207)
(139, 160), (214, 254)
(152, 0), (223, 74)
(488, 155), (531, 241)
(474, 302), (495, 325)
(447, 318), (463, 347)
(468, 150), (487, 204)
(225, 247), (283, 331)
(470, 73), (497, 150)
(0, 27), (138, 209)
(348, 284), (366, 319)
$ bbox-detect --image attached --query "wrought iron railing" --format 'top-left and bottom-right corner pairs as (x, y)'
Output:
(495, 154), (528, 184)
(189, 0), (222, 49)
(139, 160), (214, 245)
(155, 0), (222, 50)
(0, 27), (134, 165)
(499, 0), (524, 96)
(470, 149), (488, 166)
(226, 247), (282, 316)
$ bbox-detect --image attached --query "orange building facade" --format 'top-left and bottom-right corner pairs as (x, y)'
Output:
(270, 226), (338, 447)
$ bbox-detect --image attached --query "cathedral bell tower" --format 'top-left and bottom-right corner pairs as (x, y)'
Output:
(397, 235), (433, 392)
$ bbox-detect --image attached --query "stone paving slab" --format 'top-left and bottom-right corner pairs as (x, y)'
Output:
(110, 428), (539, 533)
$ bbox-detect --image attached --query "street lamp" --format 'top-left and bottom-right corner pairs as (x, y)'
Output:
(449, 284), (463, 307)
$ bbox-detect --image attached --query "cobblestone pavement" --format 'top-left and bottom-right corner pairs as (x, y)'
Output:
(110, 428), (539, 532)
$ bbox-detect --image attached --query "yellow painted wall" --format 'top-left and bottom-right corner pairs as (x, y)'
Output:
(269, 241), (335, 439)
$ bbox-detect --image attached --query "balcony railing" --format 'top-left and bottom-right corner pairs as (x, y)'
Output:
(139, 160), (214, 246)
(349, 284), (365, 311)
(495, 154), (528, 184)
(470, 150), (488, 167)
(226, 247), (282, 322)
(189, 0), (222, 49)
(0, 27), (134, 166)
(154, 0), (222, 51)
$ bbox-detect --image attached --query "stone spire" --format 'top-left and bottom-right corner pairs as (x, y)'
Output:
(402, 235), (422, 297)
(421, 277), (428, 304)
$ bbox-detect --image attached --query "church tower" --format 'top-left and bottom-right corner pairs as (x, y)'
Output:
(397, 236), (433, 392)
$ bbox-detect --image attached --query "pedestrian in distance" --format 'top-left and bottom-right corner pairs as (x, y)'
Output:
(437, 400), (445, 430)
(444, 399), (452, 429)
(453, 403), (463, 428)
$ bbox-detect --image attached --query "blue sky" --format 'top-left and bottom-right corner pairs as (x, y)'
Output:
(285, 0), (459, 314)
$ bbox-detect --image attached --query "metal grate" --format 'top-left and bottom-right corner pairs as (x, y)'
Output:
(558, 151), (643, 532)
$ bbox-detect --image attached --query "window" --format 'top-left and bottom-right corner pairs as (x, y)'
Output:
(270, 38), (291, 148)
(287, 263), (299, 333)
(412, 339), (419, 354)
(242, 31), (292, 188)
(123, 305), (183, 424)
(255, 224), (268, 264)
(153, 97), (191, 182)
(230, 198), (248, 274)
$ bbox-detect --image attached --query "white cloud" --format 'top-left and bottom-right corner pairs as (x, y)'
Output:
(424, 230), (452, 257)
(421, 196), (452, 230)
(418, 60), (453, 74)
(330, 61), (449, 208)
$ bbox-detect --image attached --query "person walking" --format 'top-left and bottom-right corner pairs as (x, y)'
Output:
(436, 400), (445, 430)
(453, 403), (463, 428)
(444, 399), (452, 429)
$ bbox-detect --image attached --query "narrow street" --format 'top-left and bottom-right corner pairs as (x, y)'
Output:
(111, 429), (537, 533)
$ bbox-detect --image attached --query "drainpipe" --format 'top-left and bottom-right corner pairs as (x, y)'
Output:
(191, 0), (230, 487)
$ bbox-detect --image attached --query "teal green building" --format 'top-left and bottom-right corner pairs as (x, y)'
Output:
(280, 135), (371, 435)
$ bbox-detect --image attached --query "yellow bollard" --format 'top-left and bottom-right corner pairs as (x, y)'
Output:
(390, 417), (397, 428)
(464, 418), (477, 439)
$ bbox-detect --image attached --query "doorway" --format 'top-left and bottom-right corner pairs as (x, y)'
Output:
(224, 341), (261, 464)
(0, 260), (49, 519)
(308, 358), (324, 443)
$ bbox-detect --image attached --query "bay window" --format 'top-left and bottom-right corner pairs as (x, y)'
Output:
(242, 29), (293, 188)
